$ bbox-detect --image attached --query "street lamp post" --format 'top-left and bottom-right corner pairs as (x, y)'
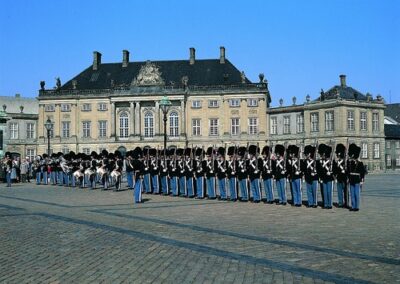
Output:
(44, 117), (54, 155)
(159, 96), (172, 152)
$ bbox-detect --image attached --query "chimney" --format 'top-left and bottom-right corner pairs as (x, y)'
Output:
(220, 46), (225, 64)
(189, 47), (195, 65)
(93, 51), (102, 70)
(15, 93), (21, 98)
(339, 74), (346, 87)
(122, 50), (129, 67)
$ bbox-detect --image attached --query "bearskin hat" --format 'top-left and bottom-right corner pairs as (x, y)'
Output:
(324, 145), (332, 157)
(335, 144), (346, 158)
(261, 146), (270, 155)
(217, 147), (225, 156)
(238, 146), (247, 157)
(195, 148), (203, 157)
(274, 144), (285, 156)
(248, 145), (259, 156)
(304, 145), (316, 158)
(149, 148), (157, 156)
(348, 143), (361, 159)
(227, 146), (236, 156)
(206, 147), (213, 156)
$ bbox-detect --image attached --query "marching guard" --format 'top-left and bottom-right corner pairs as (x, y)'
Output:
(301, 145), (318, 208)
(248, 145), (261, 203)
(273, 144), (287, 205)
(226, 146), (238, 201)
(169, 149), (179, 196)
(237, 146), (248, 202)
(287, 145), (303, 207)
(132, 147), (144, 203)
(260, 146), (274, 204)
(333, 144), (348, 208)
(216, 147), (228, 200)
(205, 147), (217, 199)
(159, 149), (169, 195)
(185, 148), (195, 198)
(347, 144), (366, 211)
(317, 144), (334, 209)
(194, 148), (205, 199)
(149, 149), (160, 194)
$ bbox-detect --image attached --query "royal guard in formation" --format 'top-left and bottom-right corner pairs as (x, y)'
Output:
(24, 142), (366, 211)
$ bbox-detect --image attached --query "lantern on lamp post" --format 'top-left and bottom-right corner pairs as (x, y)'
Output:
(44, 117), (54, 155)
(159, 96), (172, 153)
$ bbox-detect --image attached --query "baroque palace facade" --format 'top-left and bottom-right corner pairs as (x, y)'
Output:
(37, 47), (270, 155)
(267, 75), (386, 171)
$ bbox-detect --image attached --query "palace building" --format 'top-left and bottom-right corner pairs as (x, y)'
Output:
(267, 75), (386, 171)
(37, 47), (270, 155)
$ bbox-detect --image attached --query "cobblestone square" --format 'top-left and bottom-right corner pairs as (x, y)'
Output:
(0, 174), (399, 283)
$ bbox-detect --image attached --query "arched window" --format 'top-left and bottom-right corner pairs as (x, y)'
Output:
(144, 112), (154, 137)
(169, 111), (179, 137)
(119, 112), (129, 138)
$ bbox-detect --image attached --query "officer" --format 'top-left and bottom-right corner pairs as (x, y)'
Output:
(317, 144), (334, 209)
(216, 147), (228, 200)
(301, 145), (318, 208)
(237, 146), (248, 202)
(287, 145), (303, 207)
(132, 147), (144, 203)
(226, 146), (238, 202)
(247, 145), (261, 203)
(347, 144), (366, 211)
(333, 144), (348, 208)
(260, 145), (274, 204)
(125, 151), (134, 190)
(273, 145), (287, 205)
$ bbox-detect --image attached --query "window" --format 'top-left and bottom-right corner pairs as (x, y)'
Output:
(82, 148), (90, 155)
(386, 155), (392, 167)
(10, 123), (18, 139)
(325, 111), (334, 132)
(396, 141), (400, 149)
(386, 141), (391, 149)
(373, 143), (380, 159)
(231, 118), (240, 135)
(283, 116), (291, 134)
(209, 119), (219, 136)
(61, 104), (71, 112)
(62, 147), (69, 154)
(372, 113), (379, 131)
(26, 149), (35, 161)
(396, 155), (400, 166)
(82, 121), (91, 138)
(62, 122), (70, 138)
(229, 99), (240, 107)
(26, 123), (35, 139)
(144, 112), (154, 138)
(192, 100), (201, 108)
(82, 103), (92, 111)
(208, 100), (219, 108)
(347, 110), (355, 131)
(45, 104), (55, 112)
(192, 119), (201, 136)
(248, 118), (258, 135)
(247, 98), (258, 107)
(98, 103), (108, 111)
(99, 121), (107, 138)
(270, 117), (277, 135)
(169, 111), (179, 137)
(361, 143), (368, 159)
(360, 112), (367, 131)
(296, 114), (304, 133)
(119, 112), (129, 138)
(311, 113), (319, 132)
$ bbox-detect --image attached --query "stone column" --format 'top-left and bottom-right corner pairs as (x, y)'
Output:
(130, 102), (135, 136)
(135, 101), (140, 136)
(111, 102), (116, 137)
(180, 100), (186, 136)
(155, 101), (160, 136)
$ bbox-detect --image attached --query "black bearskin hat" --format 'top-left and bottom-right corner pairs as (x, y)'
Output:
(274, 144), (285, 156)
(248, 145), (259, 156)
(261, 146), (270, 155)
(217, 147), (225, 156)
(238, 146), (246, 157)
(335, 144), (346, 158)
(304, 145), (316, 158)
(227, 146), (236, 156)
(348, 143), (361, 159)
(206, 147), (213, 156)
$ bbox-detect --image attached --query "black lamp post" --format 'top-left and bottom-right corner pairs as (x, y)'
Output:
(159, 96), (172, 152)
(44, 117), (54, 155)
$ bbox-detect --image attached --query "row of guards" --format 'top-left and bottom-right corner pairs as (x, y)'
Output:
(28, 141), (366, 211)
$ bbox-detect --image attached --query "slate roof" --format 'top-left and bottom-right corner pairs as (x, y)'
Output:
(315, 85), (368, 102)
(385, 124), (400, 139)
(0, 95), (38, 115)
(61, 59), (251, 90)
(385, 103), (400, 124)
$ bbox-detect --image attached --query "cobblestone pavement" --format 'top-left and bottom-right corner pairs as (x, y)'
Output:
(0, 174), (399, 284)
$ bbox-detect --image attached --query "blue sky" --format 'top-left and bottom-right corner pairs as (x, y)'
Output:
(0, 0), (399, 106)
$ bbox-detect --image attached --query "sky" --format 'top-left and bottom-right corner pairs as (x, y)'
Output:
(0, 0), (399, 106)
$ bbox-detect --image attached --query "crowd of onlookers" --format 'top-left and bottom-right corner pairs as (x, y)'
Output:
(1, 155), (33, 186)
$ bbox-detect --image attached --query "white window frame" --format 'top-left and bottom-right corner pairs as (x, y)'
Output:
(296, 114), (304, 133)
(270, 117), (277, 135)
(82, 121), (91, 138)
(373, 143), (380, 159)
(361, 142), (368, 159)
(396, 141), (400, 149)
(169, 111), (179, 137)
(119, 112), (129, 138)
(82, 148), (90, 155)
(209, 119), (219, 136)
(360, 112), (367, 131)
(248, 117), (258, 135)
(99, 121), (107, 138)
(26, 122), (35, 139)
(98, 103), (108, 111)
(372, 113), (379, 132)
(192, 119), (201, 136)
(45, 104), (55, 112)
(82, 103), (92, 112)
(62, 147), (69, 154)
(144, 112), (154, 138)
(247, 98), (258, 107)
(347, 110), (355, 131)
(191, 100), (202, 108)
(61, 104), (71, 112)
(386, 155), (392, 167)
(231, 118), (240, 136)
(325, 111), (334, 132)
(396, 155), (400, 166)
(229, 99), (240, 107)
(311, 113), (319, 132)
(62, 121), (70, 138)
(208, 100), (219, 108)
(26, 149), (35, 161)
(283, 116), (290, 134)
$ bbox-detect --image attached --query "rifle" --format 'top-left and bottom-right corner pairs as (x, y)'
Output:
(256, 142), (259, 172)
(190, 144), (194, 170)
(314, 139), (319, 176)
(233, 144), (237, 172)
(330, 141), (336, 173)
(212, 144), (216, 173)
